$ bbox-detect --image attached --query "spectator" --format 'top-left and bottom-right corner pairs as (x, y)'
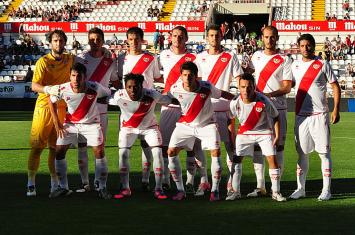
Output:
(325, 13), (330, 20)
(238, 22), (246, 40)
(147, 5), (153, 17)
(25, 67), (33, 82)
(153, 29), (159, 53)
(196, 42), (204, 53)
(158, 32), (165, 51)
(153, 6), (160, 18)
(330, 14), (337, 21)
(346, 63), (353, 76)
(344, 12), (350, 20)
(343, 0), (350, 12)
(111, 34), (118, 45)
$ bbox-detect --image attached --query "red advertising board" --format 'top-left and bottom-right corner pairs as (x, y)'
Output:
(0, 21), (205, 33)
(272, 20), (355, 32)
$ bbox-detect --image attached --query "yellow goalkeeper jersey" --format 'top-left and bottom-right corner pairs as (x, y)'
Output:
(32, 52), (74, 108)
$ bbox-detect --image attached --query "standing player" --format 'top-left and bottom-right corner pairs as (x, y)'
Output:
(289, 34), (340, 201)
(168, 62), (235, 201)
(48, 63), (111, 199)
(109, 73), (175, 200)
(26, 30), (74, 196)
(159, 26), (208, 195)
(195, 24), (243, 195)
(75, 27), (120, 192)
(122, 27), (162, 191)
(227, 73), (286, 202)
(244, 25), (292, 197)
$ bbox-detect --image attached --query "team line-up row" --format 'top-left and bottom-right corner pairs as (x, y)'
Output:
(25, 25), (340, 202)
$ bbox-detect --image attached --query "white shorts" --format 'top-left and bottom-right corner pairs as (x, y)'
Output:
(275, 109), (287, 146)
(119, 125), (162, 148)
(57, 123), (103, 147)
(169, 123), (221, 151)
(215, 111), (232, 143)
(78, 113), (107, 144)
(295, 113), (330, 155)
(159, 106), (181, 146)
(235, 134), (276, 157)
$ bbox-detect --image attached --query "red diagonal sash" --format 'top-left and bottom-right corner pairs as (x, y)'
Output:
(89, 57), (113, 83)
(131, 53), (154, 74)
(122, 96), (154, 128)
(295, 60), (323, 115)
(207, 52), (232, 85)
(238, 101), (265, 134)
(163, 53), (196, 93)
(178, 86), (211, 123)
(256, 54), (284, 92)
(66, 89), (97, 123)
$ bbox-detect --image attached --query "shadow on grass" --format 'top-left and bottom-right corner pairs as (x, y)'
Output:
(0, 111), (34, 121)
(1, 172), (355, 234)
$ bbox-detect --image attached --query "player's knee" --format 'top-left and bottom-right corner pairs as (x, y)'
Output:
(55, 146), (67, 160)
(93, 145), (105, 159)
(276, 145), (284, 152)
(210, 149), (221, 157)
(233, 155), (243, 163)
(78, 142), (87, 148)
(167, 147), (179, 156)
(266, 155), (278, 169)
(254, 145), (261, 152)
(30, 147), (43, 157)
(186, 150), (194, 157)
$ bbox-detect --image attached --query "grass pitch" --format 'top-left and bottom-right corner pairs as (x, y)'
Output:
(1, 111), (355, 234)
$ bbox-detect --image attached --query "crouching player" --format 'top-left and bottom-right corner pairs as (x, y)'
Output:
(227, 73), (286, 202)
(167, 61), (235, 201)
(48, 62), (112, 199)
(109, 73), (176, 200)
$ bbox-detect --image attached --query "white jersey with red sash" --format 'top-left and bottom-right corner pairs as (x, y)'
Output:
(292, 59), (337, 116)
(76, 51), (119, 113)
(196, 50), (243, 111)
(250, 50), (292, 110)
(51, 81), (111, 124)
(123, 52), (161, 89)
(109, 88), (172, 129)
(169, 80), (222, 127)
(230, 92), (279, 135)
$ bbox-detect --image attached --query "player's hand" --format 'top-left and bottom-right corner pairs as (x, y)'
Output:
(331, 110), (340, 124)
(44, 85), (60, 96)
(55, 125), (67, 139)
(272, 136), (279, 147)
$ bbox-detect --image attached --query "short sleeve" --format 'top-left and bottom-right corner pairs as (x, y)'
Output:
(232, 52), (243, 78)
(282, 56), (293, 81)
(323, 61), (337, 84)
(32, 57), (46, 84)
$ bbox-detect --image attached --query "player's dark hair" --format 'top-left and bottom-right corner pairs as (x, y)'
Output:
(88, 27), (105, 41)
(71, 62), (87, 76)
(297, 33), (316, 49)
(239, 73), (255, 86)
(126, 27), (144, 39)
(48, 29), (67, 44)
(180, 61), (198, 76)
(172, 26), (188, 39)
(124, 73), (144, 86)
(261, 25), (278, 36)
(207, 24), (222, 35)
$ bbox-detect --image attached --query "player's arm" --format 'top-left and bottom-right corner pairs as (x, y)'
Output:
(264, 80), (292, 98)
(330, 81), (341, 124)
(48, 96), (66, 139)
(227, 117), (236, 150)
(31, 59), (61, 96)
(221, 90), (236, 100)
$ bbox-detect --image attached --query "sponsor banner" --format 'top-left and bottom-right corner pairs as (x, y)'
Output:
(0, 83), (37, 98)
(0, 21), (205, 33)
(272, 20), (355, 32)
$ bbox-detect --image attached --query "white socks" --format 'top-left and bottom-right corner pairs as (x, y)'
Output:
(55, 159), (68, 190)
(269, 168), (281, 193)
(319, 152), (332, 192)
(95, 157), (108, 190)
(78, 146), (89, 185)
(141, 147), (152, 183)
(151, 147), (163, 190)
(296, 154), (309, 190)
(211, 157), (222, 192)
(168, 155), (184, 191)
(119, 148), (130, 189)
(232, 163), (242, 193)
(253, 151), (265, 189)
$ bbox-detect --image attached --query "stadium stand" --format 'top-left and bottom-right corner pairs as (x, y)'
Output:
(325, 0), (355, 20)
(271, 0), (312, 20)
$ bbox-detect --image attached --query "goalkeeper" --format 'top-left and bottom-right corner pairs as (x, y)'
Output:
(26, 30), (74, 197)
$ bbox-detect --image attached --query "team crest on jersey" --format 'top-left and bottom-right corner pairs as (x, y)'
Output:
(200, 93), (206, 99)
(256, 107), (263, 112)
(179, 95), (183, 99)
(313, 64), (320, 70)
(66, 97), (71, 101)
(221, 57), (227, 63)
(143, 57), (150, 63)
(202, 58), (206, 62)
(185, 57), (192, 62)
(104, 60), (109, 66)
(123, 102), (127, 106)
(273, 58), (280, 64)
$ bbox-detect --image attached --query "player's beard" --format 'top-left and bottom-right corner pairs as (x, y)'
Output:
(53, 47), (65, 55)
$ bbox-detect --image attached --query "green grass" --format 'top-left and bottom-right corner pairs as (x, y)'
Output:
(1, 111), (355, 234)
